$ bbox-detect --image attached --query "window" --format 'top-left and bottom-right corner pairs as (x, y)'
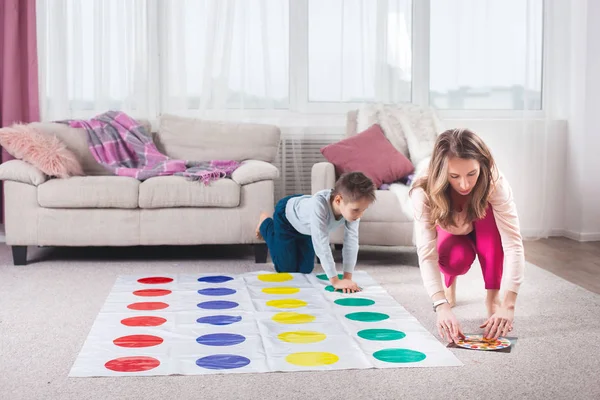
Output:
(37, 0), (546, 119)
(429, 0), (544, 110)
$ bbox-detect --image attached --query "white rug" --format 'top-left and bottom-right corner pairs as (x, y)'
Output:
(70, 271), (461, 377)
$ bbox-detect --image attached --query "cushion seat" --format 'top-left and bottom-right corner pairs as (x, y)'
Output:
(139, 176), (240, 208)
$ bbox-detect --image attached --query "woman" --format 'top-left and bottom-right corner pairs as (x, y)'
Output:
(410, 128), (524, 343)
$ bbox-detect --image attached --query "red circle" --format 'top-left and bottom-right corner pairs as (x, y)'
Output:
(113, 334), (164, 348)
(127, 302), (169, 310)
(105, 356), (160, 372)
(137, 277), (173, 284)
(133, 289), (172, 297)
(121, 316), (167, 327)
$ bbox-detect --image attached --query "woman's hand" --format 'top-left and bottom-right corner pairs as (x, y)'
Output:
(436, 304), (465, 343)
(480, 306), (514, 339)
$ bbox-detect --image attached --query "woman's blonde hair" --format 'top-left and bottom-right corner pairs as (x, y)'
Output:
(411, 129), (497, 227)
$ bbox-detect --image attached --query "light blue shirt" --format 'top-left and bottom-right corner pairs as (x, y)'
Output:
(285, 189), (360, 279)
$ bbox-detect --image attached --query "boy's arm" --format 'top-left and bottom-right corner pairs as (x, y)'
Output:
(342, 219), (359, 275)
(309, 200), (337, 280)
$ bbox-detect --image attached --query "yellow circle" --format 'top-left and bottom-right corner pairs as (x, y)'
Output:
(272, 312), (316, 324)
(285, 352), (339, 367)
(258, 273), (293, 282)
(262, 287), (300, 295)
(278, 331), (326, 344)
(266, 299), (307, 309)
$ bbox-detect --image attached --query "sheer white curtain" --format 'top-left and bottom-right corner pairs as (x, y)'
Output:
(36, 0), (158, 121)
(160, 0), (289, 115)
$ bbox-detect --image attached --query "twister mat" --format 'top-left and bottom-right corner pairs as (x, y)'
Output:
(70, 271), (462, 376)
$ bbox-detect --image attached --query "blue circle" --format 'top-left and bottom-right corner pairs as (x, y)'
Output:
(196, 354), (250, 370)
(196, 333), (246, 346)
(197, 315), (242, 325)
(197, 301), (239, 310)
(198, 287), (237, 296)
(198, 275), (233, 283)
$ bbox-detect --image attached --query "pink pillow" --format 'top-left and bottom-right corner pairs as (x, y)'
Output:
(321, 124), (414, 188)
(0, 124), (84, 178)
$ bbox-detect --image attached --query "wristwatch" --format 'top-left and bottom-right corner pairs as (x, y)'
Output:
(433, 299), (449, 312)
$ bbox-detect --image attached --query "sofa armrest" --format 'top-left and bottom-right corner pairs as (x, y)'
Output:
(231, 160), (279, 185)
(0, 160), (47, 186)
(311, 162), (335, 194)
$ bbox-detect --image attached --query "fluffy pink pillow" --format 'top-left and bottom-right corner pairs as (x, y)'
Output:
(321, 124), (414, 188)
(0, 124), (84, 178)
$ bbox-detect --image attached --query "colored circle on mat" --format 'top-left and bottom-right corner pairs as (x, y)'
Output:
(334, 298), (375, 307)
(258, 273), (293, 282)
(196, 333), (246, 346)
(197, 315), (242, 325)
(266, 299), (307, 309)
(127, 302), (169, 311)
(133, 289), (171, 297)
(113, 334), (163, 348)
(357, 329), (406, 341)
(262, 287), (300, 295)
(373, 348), (427, 363)
(121, 316), (167, 327)
(197, 300), (239, 310)
(196, 354), (250, 370)
(317, 273), (343, 281)
(345, 312), (389, 322)
(278, 331), (326, 344)
(137, 277), (173, 284)
(286, 352), (339, 367)
(198, 288), (237, 296)
(105, 356), (160, 372)
(198, 275), (233, 283)
(272, 312), (316, 324)
(324, 285), (343, 293)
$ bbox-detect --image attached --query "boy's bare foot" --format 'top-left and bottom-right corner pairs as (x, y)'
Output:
(256, 212), (270, 240)
(485, 290), (501, 317)
(444, 279), (457, 307)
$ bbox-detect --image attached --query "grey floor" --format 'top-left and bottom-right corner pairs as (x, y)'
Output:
(0, 244), (599, 400)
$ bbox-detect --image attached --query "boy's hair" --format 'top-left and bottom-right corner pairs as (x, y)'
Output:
(331, 172), (376, 203)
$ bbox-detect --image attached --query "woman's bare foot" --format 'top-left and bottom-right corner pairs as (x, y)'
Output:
(444, 279), (457, 307)
(486, 289), (501, 317)
(256, 212), (270, 240)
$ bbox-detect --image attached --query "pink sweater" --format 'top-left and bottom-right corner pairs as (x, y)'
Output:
(411, 171), (525, 297)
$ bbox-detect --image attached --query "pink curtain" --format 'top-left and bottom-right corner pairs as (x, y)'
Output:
(0, 0), (40, 221)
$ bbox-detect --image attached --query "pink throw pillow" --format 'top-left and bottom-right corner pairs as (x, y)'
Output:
(0, 124), (84, 178)
(321, 124), (414, 188)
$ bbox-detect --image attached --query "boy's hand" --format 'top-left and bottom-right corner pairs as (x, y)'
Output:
(343, 272), (352, 280)
(330, 277), (361, 293)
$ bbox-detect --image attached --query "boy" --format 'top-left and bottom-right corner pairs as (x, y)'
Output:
(256, 172), (376, 293)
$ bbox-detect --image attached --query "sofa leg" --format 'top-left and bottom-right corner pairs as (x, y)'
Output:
(12, 246), (27, 266)
(315, 256), (321, 265)
(254, 244), (268, 263)
(334, 244), (343, 250)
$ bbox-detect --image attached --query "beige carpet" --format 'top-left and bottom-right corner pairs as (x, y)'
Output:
(0, 245), (599, 400)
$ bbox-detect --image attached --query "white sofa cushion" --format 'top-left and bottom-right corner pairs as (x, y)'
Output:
(38, 176), (140, 208)
(139, 176), (240, 209)
(360, 190), (412, 223)
(0, 160), (47, 186)
(156, 114), (280, 163)
(231, 160), (279, 186)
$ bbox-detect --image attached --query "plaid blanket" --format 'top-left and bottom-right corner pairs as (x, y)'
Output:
(66, 111), (240, 184)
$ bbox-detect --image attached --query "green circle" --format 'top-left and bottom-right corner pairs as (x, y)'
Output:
(324, 285), (343, 293)
(317, 274), (344, 281)
(334, 298), (375, 307)
(373, 348), (426, 363)
(357, 329), (406, 341)
(345, 312), (389, 322)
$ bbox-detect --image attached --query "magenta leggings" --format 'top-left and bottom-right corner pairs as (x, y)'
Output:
(436, 204), (504, 289)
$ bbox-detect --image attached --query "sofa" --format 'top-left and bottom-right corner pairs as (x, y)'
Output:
(311, 110), (421, 248)
(0, 114), (281, 265)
